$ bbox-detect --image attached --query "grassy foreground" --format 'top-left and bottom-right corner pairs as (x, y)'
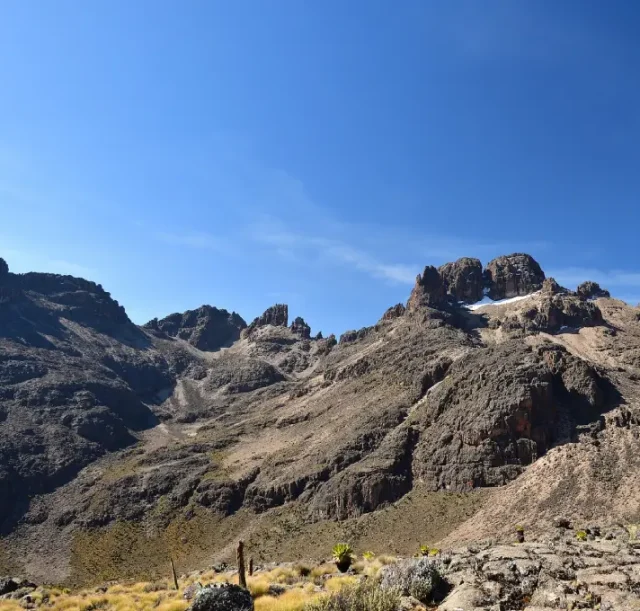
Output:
(0, 556), (399, 611)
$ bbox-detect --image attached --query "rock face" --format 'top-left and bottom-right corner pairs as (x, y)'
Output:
(438, 257), (484, 303)
(381, 303), (406, 321)
(244, 304), (289, 336)
(412, 341), (615, 490)
(144, 306), (246, 351)
(407, 266), (447, 310)
(578, 281), (611, 299)
(290, 316), (311, 339)
(484, 253), (545, 300)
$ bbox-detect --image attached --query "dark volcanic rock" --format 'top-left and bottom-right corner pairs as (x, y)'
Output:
(412, 341), (615, 491)
(577, 281), (611, 299)
(407, 266), (447, 310)
(439, 257), (484, 303)
(484, 253), (545, 300)
(0, 258), (8, 281)
(290, 316), (311, 339)
(144, 306), (246, 351)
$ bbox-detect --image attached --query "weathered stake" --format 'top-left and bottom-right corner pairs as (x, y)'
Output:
(237, 540), (247, 588)
(170, 556), (179, 590)
(249, 557), (254, 577)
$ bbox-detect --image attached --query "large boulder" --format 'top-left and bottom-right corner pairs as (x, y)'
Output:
(144, 305), (246, 351)
(407, 266), (447, 310)
(189, 584), (253, 611)
(577, 281), (611, 299)
(438, 257), (483, 303)
(484, 253), (545, 300)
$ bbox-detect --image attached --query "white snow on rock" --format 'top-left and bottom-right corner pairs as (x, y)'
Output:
(465, 291), (540, 311)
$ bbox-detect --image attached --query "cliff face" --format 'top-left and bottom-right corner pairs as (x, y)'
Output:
(1, 253), (638, 586)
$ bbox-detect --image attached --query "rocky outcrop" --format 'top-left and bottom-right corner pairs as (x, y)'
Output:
(412, 341), (615, 491)
(399, 531), (640, 611)
(145, 306), (246, 351)
(484, 253), (545, 300)
(521, 292), (604, 333)
(244, 304), (289, 337)
(381, 303), (406, 321)
(407, 266), (447, 310)
(339, 326), (374, 344)
(578, 281), (611, 299)
(290, 316), (311, 339)
(439, 257), (484, 303)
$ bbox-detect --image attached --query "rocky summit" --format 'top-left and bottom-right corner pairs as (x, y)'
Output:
(0, 252), (639, 596)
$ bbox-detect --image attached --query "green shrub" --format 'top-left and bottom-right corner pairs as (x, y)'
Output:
(362, 551), (375, 561)
(576, 530), (588, 541)
(305, 579), (399, 611)
(332, 544), (354, 573)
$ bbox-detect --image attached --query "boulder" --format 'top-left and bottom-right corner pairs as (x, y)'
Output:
(438, 257), (484, 303)
(577, 281), (611, 299)
(407, 266), (447, 310)
(484, 253), (545, 300)
(188, 583), (253, 611)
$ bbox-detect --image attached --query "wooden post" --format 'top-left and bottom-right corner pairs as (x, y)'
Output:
(237, 540), (247, 588)
(249, 557), (254, 577)
(170, 556), (179, 590)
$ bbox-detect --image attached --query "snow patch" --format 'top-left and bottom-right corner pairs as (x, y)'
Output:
(465, 291), (540, 311)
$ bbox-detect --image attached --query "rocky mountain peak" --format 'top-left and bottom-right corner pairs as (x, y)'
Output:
(248, 303), (288, 329)
(144, 305), (247, 351)
(483, 253), (545, 300)
(407, 266), (447, 310)
(438, 257), (483, 303)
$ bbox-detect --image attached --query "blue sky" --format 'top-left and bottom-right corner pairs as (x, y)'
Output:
(1, 1), (639, 336)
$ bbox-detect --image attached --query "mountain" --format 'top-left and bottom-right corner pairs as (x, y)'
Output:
(0, 253), (639, 585)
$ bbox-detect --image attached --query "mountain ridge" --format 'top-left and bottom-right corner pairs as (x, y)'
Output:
(1, 252), (639, 584)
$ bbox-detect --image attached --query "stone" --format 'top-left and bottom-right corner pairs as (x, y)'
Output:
(439, 257), (484, 303)
(247, 304), (288, 331)
(541, 277), (567, 295)
(577, 281), (611, 299)
(0, 258), (8, 281)
(484, 253), (545, 300)
(407, 266), (447, 310)
(188, 583), (253, 611)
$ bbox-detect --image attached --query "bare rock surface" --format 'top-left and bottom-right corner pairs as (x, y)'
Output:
(484, 253), (545, 300)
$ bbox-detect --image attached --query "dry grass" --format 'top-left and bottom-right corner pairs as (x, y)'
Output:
(0, 557), (388, 611)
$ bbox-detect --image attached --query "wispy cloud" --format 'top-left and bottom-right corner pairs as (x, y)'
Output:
(248, 216), (420, 285)
(155, 231), (229, 252)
